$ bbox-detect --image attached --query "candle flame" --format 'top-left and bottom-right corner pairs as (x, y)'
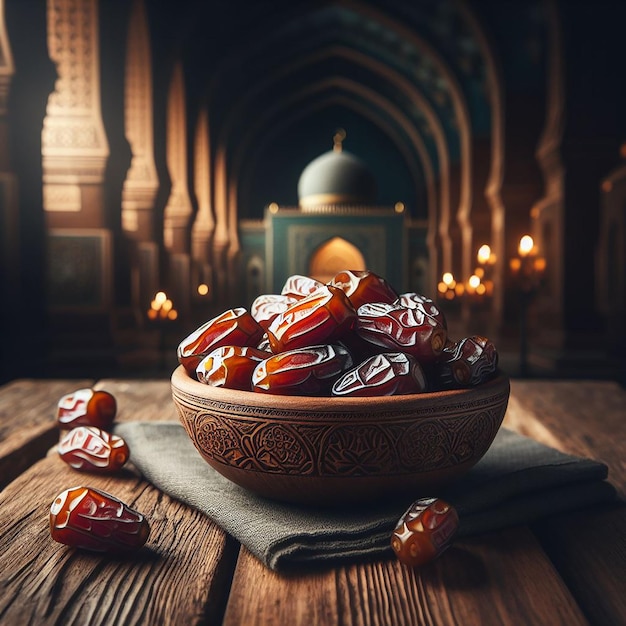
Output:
(477, 244), (491, 264)
(519, 235), (534, 256)
(468, 274), (481, 289)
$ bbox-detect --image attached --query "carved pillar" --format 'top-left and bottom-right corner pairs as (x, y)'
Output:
(530, 0), (565, 349)
(227, 177), (241, 303)
(213, 145), (230, 306)
(0, 0), (12, 122)
(122, 0), (159, 313)
(192, 106), (215, 300)
(0, 0), (19, 380)
(42, 0), (110, 219)
(164, 60), (192, 313)
(122, 0), (158, 239)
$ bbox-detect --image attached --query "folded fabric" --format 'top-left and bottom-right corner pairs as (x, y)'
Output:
(114, 422), (616, 571)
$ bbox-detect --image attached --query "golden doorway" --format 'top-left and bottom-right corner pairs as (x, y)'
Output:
(308, 237), (366, 283)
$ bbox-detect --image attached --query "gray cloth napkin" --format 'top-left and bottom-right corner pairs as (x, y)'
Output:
(114, 422), (616, 571)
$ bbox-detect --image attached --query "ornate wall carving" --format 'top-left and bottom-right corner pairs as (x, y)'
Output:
(41, 0), (110, 212)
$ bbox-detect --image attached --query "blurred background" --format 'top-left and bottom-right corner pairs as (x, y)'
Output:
(1, 0), (625, 384)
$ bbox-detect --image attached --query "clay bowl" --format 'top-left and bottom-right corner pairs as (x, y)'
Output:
(171, 365), (510, 506)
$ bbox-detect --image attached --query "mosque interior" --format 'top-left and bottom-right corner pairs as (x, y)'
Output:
(1, 0), (625, 384)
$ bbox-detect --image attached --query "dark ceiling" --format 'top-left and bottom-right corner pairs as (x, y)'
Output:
(144, 0), (548, 219)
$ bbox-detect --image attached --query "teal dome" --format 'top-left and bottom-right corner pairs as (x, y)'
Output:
(297, 148), (377, 210)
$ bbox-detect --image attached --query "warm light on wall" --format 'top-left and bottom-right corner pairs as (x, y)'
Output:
(197, 283), (210, 296)
(268, 202), (279, 214)
(394, 202), (405, 213)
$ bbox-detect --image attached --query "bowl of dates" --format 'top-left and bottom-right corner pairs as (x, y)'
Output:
(171, 270), (510, 506)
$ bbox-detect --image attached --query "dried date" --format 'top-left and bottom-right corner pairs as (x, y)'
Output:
(50, 486), (150, 552)
(396, 292), (447, 329)
(391, 497), (459, 567)
(252, 344), (353, 395)
(58, 426), (130, 472)
(434, 335), (499, 388)
(251, 293), (297, 330)
(356, 302), (447, 362)
(329, 269), (398, 310)
(177, 307), (264, 376)
(266, 286), (357, 353)
(57, 388), (117, 431)
(281, 274), (324, 299)
(196, 345), (269, 390)
(332, 352), (427, 397)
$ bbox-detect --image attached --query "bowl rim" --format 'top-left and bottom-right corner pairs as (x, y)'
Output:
(171, 364), (510, 412)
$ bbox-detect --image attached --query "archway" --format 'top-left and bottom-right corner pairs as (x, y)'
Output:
(308, 237), (366, 283)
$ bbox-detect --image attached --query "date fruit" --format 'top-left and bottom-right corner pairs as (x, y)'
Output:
(435, 335), (499, 388)
(196, 345), (269, 390)
(251, 293), (297, 330)
(391, 497), (459, 567)
(58, 426), (130, 472)
(332, 352), (427, 397)
(57, 388), (117, 431)
(266, 286), (357, 353)
(396, 292), (447, 329)
(50, 486), (150, 552)
(252, 344), (353, 395)
(177, 307), (264, 376)
(356, 302), (447, 362)
(329, 269), (398, 310)
(281, 274), (324, 299)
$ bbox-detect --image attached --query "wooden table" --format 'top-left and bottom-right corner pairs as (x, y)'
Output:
(0, 377), (624, 625)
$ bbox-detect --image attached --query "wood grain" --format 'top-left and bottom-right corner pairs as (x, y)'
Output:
(533, 504), (626, 626)
(223, 528), (588, 626)
(2, 377), (624, 626)
(0, 454), (238, 625)
(0, 378), (93, 488)
(506, 380), (626, 497)
(506, 379), (626, 626)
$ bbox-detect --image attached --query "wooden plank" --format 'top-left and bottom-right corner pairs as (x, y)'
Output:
(532, 505), (626, 626)
(223, 528), (588, 626)
(506, 380), (626, 497)
(0, 454), (239, 625)
(506, 380), (626, 626)
(0, 378), (93, 488)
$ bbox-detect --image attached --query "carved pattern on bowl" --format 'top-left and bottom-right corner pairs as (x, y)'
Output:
(173, 388), (508, 478)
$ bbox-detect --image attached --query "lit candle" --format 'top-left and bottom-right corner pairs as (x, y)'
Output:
(518, 235), (534, 257)
(477, 244), (491, 265)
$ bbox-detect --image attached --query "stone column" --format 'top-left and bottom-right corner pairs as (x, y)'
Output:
(192, 106), (215, 302)
(0, 0), (18, 380)
(122, 0), (159, 314)
(164, 60), (193, 315)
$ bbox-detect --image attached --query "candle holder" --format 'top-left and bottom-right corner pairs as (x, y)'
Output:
(466, 244), (496, 304)
(509, 235), (546, 377)
(147, 291), (179, 371)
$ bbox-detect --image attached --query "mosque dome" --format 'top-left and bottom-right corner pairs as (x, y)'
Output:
(297, 131), (377, 211)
